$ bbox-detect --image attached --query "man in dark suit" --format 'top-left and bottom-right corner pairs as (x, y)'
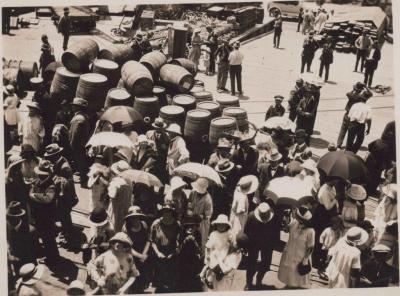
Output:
(364, 41), (381, 88)
(265, 95), (285, 121)
(69, 98), (90, 186)
(296, 87), (318, 145)
(288, 78), (304, 121)
(258, 149), (285, 196)
(301, 31), (319, 73)
(58, 7), (71, 51)
(319, 40), (334, 82)
(232, 133), (259, 177)
(273, 13), (283, 48)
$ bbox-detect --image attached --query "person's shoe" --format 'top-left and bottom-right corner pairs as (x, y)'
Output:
(231, 92), (235, 96)
(273, 45), (276, 48)
(244, 283), (253, 291)
(318, 270), (329, 281)
(238, 91), (243, 96)
(221, 87), (229, 92)
(217, 88), (223, 93)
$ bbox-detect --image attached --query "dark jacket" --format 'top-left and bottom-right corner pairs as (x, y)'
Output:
(320, 44), (333, 64)
(69, 112), (90, 151)
(345, 89), (364, 113)
(365, 48), (381, 70)
(302, 38), (319, 57)
(215, 44), (231, 63)
(265, 104), (286, 121)
(258, 163), (285, 193)
(58, 15), (71, 35)
(232, 147), (259, 177)
(7, 221), (38, 264)
(244, 211), (280, 249)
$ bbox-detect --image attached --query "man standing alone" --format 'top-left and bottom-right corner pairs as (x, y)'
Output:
(215, 38), (231, 93)
(273, 13), (283, 48)
(58, 7), (71, 51)
(301, 31), (319, 73)
(354, 30), (372, 73)
(228, 42), (244, 96)
(364, 41), (381, 88)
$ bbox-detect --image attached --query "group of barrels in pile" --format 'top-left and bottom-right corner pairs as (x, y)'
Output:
(21, 37), (251, 161)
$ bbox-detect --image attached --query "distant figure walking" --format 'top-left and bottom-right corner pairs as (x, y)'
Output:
(58, 7), (71, 51)
(301, 31), (319, 73)
(302, 10), (314, 35)
(273, 13), (283, 48)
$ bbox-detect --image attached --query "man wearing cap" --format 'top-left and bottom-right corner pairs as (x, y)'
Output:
(288, 129), (312, 162)
(58, 7), (71, 50)
(228, 41), (244, 96)
(18, 102), (45, 153)
(364, 40), (381, 88)
(146, 118), (169, 183)
(296, 85), (318, 145)
(265, 95), (285, 121)
(301, 31), (319, 73)
(336, 82), (371, 149)
(187, 178), (213, 250)
(345, 90), (373, 153)
(39, 34), (55, 78)
(288, 78), (304, 121)
(15, 263), (44, 296)
(319, 39), (334, 82)
(354, 30), (373, 73)
(69, 97), (90, 185)
(215, 38), (231, 92)
(206, 26), (218, 75)
(87, 232), (139, 295)
(165, 123), (190, 176)
(208, 137), (233, 168)
(326, 226), (368, 287)
(188, 28), (202, 67)
(258, 148), (284, 196)
(244, 203), (280, 290)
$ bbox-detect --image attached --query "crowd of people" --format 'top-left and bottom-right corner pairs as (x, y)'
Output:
(3, 5), (399, 296)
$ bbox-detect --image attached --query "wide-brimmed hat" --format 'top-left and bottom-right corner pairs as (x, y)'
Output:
(355, 82), (365, 90)
(170, 176), (187, 192)
(237, 175), (259, 195)
(301, 159), (316, 172)
(124, 205), (146, 220)
(266, 148), (282, 162)
(255, 202), (274, 223)
(295, 129), (308, 138)
(191, 177), (209, 194)
(345, 226), (369, 246)
(111, 160), (130, 175)
(372, 243), (391, 253)
(66, 280), (85, 295)
(166, 123), (182, 136)
(295, 206), (313, 223)
(215, 159), (234, 173)
(182, 214), (202, 226)
(211, 214), (231, 228)
(5, 84), (15, 95)
(6, 201), (26, 218)
(274, 95), (284, 102)
(194, 28), (201, 34)
(20, 144), (36, 159)
(152, 117), (167, 129)
(34, 159), (52, 176)
(71, 97), (88, 108)
(30, 77), (43, 86)
(346, 184), (367, 201)
(89, 207), (109, 226)
(217, 137), (232, 149)
(18, 264), (44, 285)
(110, 232), (133, 247)
(114, 147), (133, 164)
(44, 143), (63, 157)
(382, 183), (397, 200)
(328, 142), (337, 151)
(26, 101), (41, 111)
(158, 204), (177, 216)
(296, 78), (304, 85)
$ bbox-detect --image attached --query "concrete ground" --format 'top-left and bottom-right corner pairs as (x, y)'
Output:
(3, 11), (395, 295)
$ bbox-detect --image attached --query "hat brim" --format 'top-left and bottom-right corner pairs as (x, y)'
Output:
(295, 209), (313, 223)
(237, 176), (259, 195)
(255, 207), (274, 223)
(266, 154), (282, 162)
(166, 130), (182, 136)
(124, 213), (146, 220)
(89, 218), (108, 227)
(33, 167), (50, 176)
(346, 229), (369, 246)
(158, 207), (177, 216)
(44, 148), (64, 157)
(211, 220), (232, 228)
(7, 208), (26, 218)
(347, 194), (366, 201)
(151, 122), (167, 129)
(191, 182), (208, 194)
(109, 238), (133, 247)
(21, 264), (44, 285)
(215, 162), (234, 173)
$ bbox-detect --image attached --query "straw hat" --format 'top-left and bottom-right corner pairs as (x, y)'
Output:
(372, 244), (391, 253)
(114, 147), (133, 163)
(345, 226), (369, 246)
(254, 202), (274, 223)
(217, 137), (232, 149)
(266, 148), (282, 162)
(33, 159), (52, 176)
(170, 176), (187, 192)
(166, 123), (182, 136)
(237, 175), (259, 195)
(158, 204), (177, 216)
(191, 177), (209, 194)
(152, 117), (167, 129)
(66, 280), (85, 295)
(295, 206), (313, 223)
(124, 205), (146, 220)
(211, 214), (231, 228)
(215, 159), (234, 173)
(301, 159), (316, 172)
(71, 97), (88, 108)
(274, 95), (284, 102)
(44, 143), (63, 158)
(89, 207), (108, 227)
(18, 264), (44, 286)
(381, 183), (397, 200)
(6, 201), (26, 218)
(30, 77), (43, 86)
(346, 184), (367, 201)
(194, 28), (201, 34)
(111, 160), (130, 175)
(109, 232), (133, 247)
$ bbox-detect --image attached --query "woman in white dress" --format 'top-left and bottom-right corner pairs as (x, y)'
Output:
(278, 206), (315, 288)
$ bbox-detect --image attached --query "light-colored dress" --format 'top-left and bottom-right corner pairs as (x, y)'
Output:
(230, 190), (249, 238)
(278, 220), (315, 288)
(4, 95), (20, 126)
(326, 238), (361, 288)
(88, 163), (110, 211)
(341, 199), (359, 231)
(18, 114), (45, 152)
(320, 227), (343, 251)
(373, 196), (397, 242)
(107, 176), (133, 232)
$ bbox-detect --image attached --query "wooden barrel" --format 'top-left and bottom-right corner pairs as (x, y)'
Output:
(133, 96), (160, 122)
(43, 61), (63, 83)
(93, 59), (120, 88)
(209, 117), (237, 147)
(139, 51), (167, 81)
(172, 94), (196, 114)
(223, 107), (249, 132)
(193, 90), (213, 103)
(159, 64), (194, 94)
(104, 87), (133, 109)
(98, 44), (135, 66)
(152, 86), (168, 107)
(6, 60), (39, 90)
(189, 85), (205, 96)
(76, 73), (108, 113)
(62, 38), (99, 73)
(184, 109), (211, 144)
(170, 58), (197, 76)
(159, 105), (185, 128)
(50, 67), (80, 101)
(197, 101), (221, 119)
(121, 61), (153, 97)
(216, 96), (240, 111)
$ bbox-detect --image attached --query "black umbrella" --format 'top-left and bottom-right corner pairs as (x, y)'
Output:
(317, 150), (368, 183)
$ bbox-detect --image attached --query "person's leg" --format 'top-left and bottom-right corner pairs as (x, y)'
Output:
(273, 31), (277, 47)
(255, 248), (274, 286)
(325, 64), (330, 82)
(353, 123), (365, 153)
(229, 66), (235, 95)
(277, 33), (281, 48)
(63, 34), (69, 50)
(355, 50), (361, 71)
(345, 121), (357, 152)
(368, 69), (375, 88)
(360, 50), (366, 72)
(301, 55), (306, 73)
(60, 208), (74, 238)
(237, 65), (242, 93)
(221, 62), (229, 90)
(246, 248), (259, 288)
(289, 104), (297, 121)
(319, 62), (324, 77)
(217, 63), (222, 89)
(364, 70), (369, 85)
(297, 21), (301, 32)
(307, 56), (313, 72)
